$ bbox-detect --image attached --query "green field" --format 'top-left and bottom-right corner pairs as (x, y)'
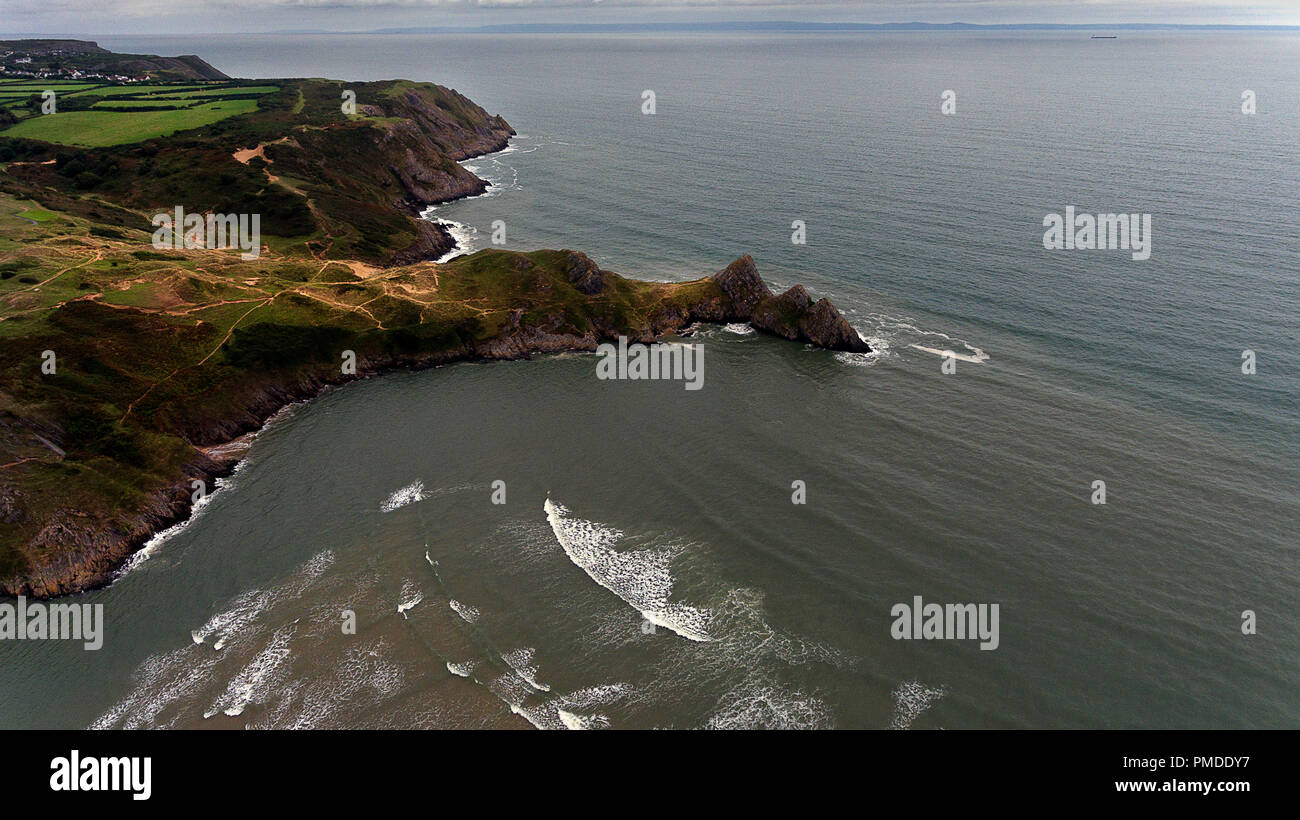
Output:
(0, 82), (104, 91)
(0, 82), (280, 145)
(90, 99), (209, 108)
(2, 98), (262, 146)
(94, 83), (227, 94)
(134, 85), (281, 98)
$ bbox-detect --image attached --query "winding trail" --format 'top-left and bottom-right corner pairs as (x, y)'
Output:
(120, 295), (274, 422)
(0, 249), (103, 319)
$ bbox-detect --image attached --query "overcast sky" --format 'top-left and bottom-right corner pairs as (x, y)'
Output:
(4, 1), (1299, 37)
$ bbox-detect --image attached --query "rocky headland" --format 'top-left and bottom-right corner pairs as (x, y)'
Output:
(0, 53), (868, 598)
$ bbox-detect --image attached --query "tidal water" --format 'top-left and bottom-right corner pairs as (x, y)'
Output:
(1, 31), (1296, 729)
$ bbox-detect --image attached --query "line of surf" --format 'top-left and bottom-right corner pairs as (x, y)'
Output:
(543, 497), (714, 642)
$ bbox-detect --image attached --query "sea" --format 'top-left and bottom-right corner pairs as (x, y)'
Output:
(0, 30), (1296, 729)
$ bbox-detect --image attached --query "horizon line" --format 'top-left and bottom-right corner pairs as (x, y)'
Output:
(5, 21), (1300, 38)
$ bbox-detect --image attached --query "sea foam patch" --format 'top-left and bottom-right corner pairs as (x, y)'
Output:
(706, 673), (832, 730)
(544, 498), (714, 642)
(889, 680), (946, 730)
(94, 551), (337, 729)
(381, 481), (425, 512)
(449, 599), (480, 624)
(396, 579), (424, 619)
(502, 647), (551, 692)
(446, 660), (475, 678)
(841, 312), (988, 367)
(204, 624), (296, 719)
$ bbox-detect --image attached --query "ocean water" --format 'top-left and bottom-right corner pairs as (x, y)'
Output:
(0, 32), (1296, 729)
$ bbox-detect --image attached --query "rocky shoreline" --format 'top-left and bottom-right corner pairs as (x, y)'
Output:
(0, 251), (868, 599)
(393, 129), (514, 265)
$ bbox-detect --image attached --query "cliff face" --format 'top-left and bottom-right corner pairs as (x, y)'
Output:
(711, 255), (773, 313)
(383, 86), (516, 161)
(750, 284), (872, 353)
(353, 83), (515, 211)
(1, 77), (513, 268)
(379, 119), (498, 209)
(8, 454), (228, 599)
(390, 220), (457, 266)
(702, 255), (871, 352)
(254, 81), (514, 263)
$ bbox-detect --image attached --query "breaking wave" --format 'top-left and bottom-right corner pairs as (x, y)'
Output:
(449, 599), (480, 624)
(544, 498), (714, 642)
(837, 311), (988, 368)
(381, 481), (425, 512)
(396, 579), (423, 618)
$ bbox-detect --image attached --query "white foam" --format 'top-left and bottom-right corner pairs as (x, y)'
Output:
(119, 485), (216, 575)
(723, 322), (755, 335)
(889, 680), (946, 729)
(544, 498), (714, 642)
(91, 645), (221, 729)
(270, 639), (405, 730)
(429, 216), (478, 264)
(501, 647), (551, 692)
(207, 625), (296, 719)
(560, 683), (632, 708)
(396, 579), (423, 618)
(95, 551), (337, 729)
(834, 312), (989, 367)
(706, 674), (833, 730)
(187, 550), (335, 649)
(488, 674), (566, 730)
(188, 587), (273, 647)
(446, 660), (475, 678)
(449, 599), (479, 624)
(835, 346), (888, 368)
(381, 480), (425, 512)
(557, 708), (610, 730)
(909, 344), (988, 364)
(509, 702), (563, 730)
(418, 138), (536, 262)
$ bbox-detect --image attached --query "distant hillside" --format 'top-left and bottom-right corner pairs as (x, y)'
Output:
(0, 40), (108, 55)
(0, 39), (227, 81)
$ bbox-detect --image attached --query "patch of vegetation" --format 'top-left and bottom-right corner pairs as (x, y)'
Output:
(2, 98), (262, 147)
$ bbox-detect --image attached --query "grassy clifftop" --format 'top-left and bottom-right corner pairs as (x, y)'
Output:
(0, 69), (522, 594)
(0, 190), (742, 595)
(1, 76), (514, 265)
